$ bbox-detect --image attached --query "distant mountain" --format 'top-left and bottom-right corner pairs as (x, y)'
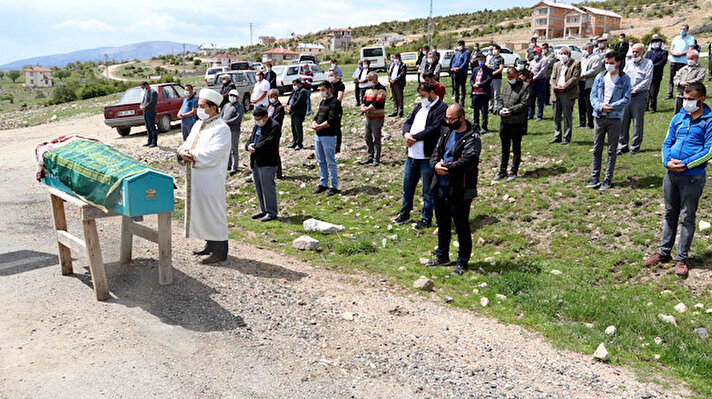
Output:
(0, 41), (200, 71)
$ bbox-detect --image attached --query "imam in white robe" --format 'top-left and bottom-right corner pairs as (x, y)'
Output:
(178, 116), (231, 241)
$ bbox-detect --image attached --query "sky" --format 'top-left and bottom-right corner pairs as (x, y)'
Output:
(0, 0), (534, 65)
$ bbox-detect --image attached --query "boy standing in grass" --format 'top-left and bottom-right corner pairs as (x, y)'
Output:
(646, 82), (712, 278)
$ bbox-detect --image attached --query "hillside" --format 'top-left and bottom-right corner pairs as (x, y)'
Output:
(0, 41), (199, 71)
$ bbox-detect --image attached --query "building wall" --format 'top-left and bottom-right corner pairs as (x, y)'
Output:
(533, 4), (621, 39)
(25, 71), (53, 88)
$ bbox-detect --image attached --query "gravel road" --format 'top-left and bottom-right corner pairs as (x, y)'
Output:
(0, 112), (690, 398)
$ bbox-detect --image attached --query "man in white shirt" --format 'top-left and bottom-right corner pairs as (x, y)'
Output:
(394, 82), (448, 230)
(619, 43), (654, 155)
(251, 70), (270, 109)
(667, 23), (696, 99)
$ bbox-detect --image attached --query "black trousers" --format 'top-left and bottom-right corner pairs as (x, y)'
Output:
(434, 186), (472, 267)
(291, 113), (305, 146)
(668, 63), (685, 98)
(499, 122), (525, 175)
(545, 79), (551, 104)
(453, 73), (468, 104)
(354, 83), (361, 105)
(578, 82), (593, 128)
(471, 94), (489, 131)
(649, 77), (662, 112)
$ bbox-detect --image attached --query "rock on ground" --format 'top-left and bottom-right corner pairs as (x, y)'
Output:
(293, 235), (320, 250)
(303, 218), (345, 234)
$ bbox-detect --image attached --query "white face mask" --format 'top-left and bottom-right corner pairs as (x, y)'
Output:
(184, 90), (191, 97)
(427, 58), (433, 64)
(331, 63), (336, 68)
(327, 76), (335, 83)
(688, 59), (698, 66)
(420, 96), (431, 107)
(492, 50), (499, 56)
(516, 65), (524, 71)
(534, 54), (540, 60)
(560, 54), (569, 63)
(229, 96), (237, 103)
(197, 108), (209, 120)
(508, 78), (517, 85)
(456, 46), (462, 51)
(633, 56), (642, 63)
(605, 64), (617, 73)
(619, 38), (625, 43)
(599, 43), (606, 49)
(222, 80), (230, 84)
(683, 99), (700, 113)
(652, 43), (661, 49)
(320, 91), (327, 98)
(254, 119), (266, 127)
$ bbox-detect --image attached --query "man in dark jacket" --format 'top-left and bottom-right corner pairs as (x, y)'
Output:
(221, 89), (245, 176)
(388, 53), (407, 117)
(450, 40), (471, 104)
(139, 81), (158, 147)
(311, 82), (343, 196)
(267, 89), (285, 179)
(645, 82), (712, 278)
(394, 82), (448, 230)
(426, 103), (481, 276)
(615, 33), (629, 72)
(470, 52), (493, 134)
(246, 106), (281, 222)
(495, 68), (531, 183)
(219, 75), (236, 108)
(264, 63), (277, 89)
(286, 79), (308, 150)
(646, 37), (668, 113)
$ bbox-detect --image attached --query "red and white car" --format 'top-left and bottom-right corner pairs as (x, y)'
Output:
(103, 83), (186, 136)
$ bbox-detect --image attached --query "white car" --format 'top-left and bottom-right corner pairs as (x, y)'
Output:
(552, 45), (584, 61)
(271, 63), (328, 94)
(441, 50), (456, 70)
(481, 47), (521, 67)
(360, 46), (388, 71)
(204, 66), (228, 85)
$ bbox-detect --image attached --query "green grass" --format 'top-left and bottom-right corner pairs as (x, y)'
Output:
(166, 63), (712, 396)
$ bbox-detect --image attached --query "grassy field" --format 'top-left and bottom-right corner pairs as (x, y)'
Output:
(161, 61), (712, 396)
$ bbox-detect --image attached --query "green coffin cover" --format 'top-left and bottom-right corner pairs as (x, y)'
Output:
(42, 139), (172, 212)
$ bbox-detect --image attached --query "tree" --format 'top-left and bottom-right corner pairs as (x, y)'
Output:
(7, 70), (21, 83)
(0, 71), (5, 80)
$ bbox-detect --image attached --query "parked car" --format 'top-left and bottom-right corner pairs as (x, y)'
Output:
(441, 49), (456, 71)
(481, 47), (521, 67)
(271, 63), (327, 94)
(360, 46), (388, 71)
(208, 70), (256, 111)
(229, 61), (253, 70)
(400, 51), (419, 72)
(204, 66), (227, 85)
(552, 45), (583, 61)
(104, 83), (186, 136)
(299, 54), (318, 64)
(251, 62), (263, 70)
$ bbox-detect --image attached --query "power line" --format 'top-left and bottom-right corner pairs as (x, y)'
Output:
(428, 0), (433, 46)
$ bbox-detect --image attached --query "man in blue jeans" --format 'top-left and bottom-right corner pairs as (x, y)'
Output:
(394, 82), (448, 230)
(177, 84), (198, 141)
(311, 82), (342, 196)
(645, 82), (712, 278)
(140, 81), (158, 147)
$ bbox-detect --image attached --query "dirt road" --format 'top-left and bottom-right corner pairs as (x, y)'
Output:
(0, 115), (689, 398)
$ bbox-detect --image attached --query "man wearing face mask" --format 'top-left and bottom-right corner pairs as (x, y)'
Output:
(299, 62), (314, 115)
(549, 47), (581, 145)
(178, 89), (232, 264)
(667, 24), (696, 99)
(615, 33), (629, 72)
(646, 37), (668, 113)
(450, 40), (471, 105)
(221, 89), (245, 176)
(219, 75), (236, 108)
(469, 43), (481, 70)
(587, 51), (631, 191)
(267, 89), (285, 179)
(395, 82), (448, 229)
(673, 50), (707, 114)
(264, 63), (277, 90)
(526, 37), (537, 60)
(578, 43), (603, 129)
(470, 52), (493, 135)
(311, 82), (342, 196)
(286, 79), (308, 150)
(527, 46), (548, 121)
(645, 82), (712, 278)
(360, 72), (387, 165)
(387, 53), (407, 118)
(618, 43), (653, 155)
(487, 44), (505, 114)
(495, 67), (530, 183)
(417, 45), (431, 83)
(358, 60), (372, 105)
(352, 60), (364, 106)
(542, 43), (556, 106)
(329, 58), (343, 78)
(177, 84), (198, 141)
(246, 106), (281, 222)
(423, 51), (442, 82)
(427, 103), (481, 276)
(139, 81), (158, 147)
(251, 70), (271, 109)
(515, 59), (532, 83)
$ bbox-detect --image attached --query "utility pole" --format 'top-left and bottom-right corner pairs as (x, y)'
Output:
(249, 22), (254, 46)
(182, 43), (186, 77)
(427, 0), (433, 47)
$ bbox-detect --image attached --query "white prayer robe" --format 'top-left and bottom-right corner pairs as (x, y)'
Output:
(178, 117), (231, 241)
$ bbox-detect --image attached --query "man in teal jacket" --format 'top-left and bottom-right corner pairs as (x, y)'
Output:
(645, 82), (712, 278)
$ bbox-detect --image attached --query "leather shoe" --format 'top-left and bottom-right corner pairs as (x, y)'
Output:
(260, 214), (277, 222)
(251, 212), (266, 219)
(426, 257), (451, 267)
(549, 138), (562, 144)
(193, 241), (212, 255)
(201, 241), (227, 264)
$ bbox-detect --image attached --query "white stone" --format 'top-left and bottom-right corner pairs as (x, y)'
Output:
(419, 257), (429, 265)
(484, 256), (495, 263)
(478, 282), (488, 288)
(661, 290), (673, 295)
(674, 302), (688, 313)
(341, 312), (355, 321)
(592, 343), (609, 361)
(444, 296), (454, 303)
(413, 277), (434, 291)
(706, 309), (712, 314)
(480, 297), (489, 307)
(495, 294), (507, 300)
(550, 269), (562, 275)
(699, 220), (711, 231)
(50, 114), (57, 121)
(605, 325), (617, 336)
(398, 266), (407, 272)
(472, 288), (479, 294)
(292, 235), (320, 251)
(657, 314), (677, 325)
(654, 354), (661, 360)
(654, 337), (663, 345)
(303, 218), (345, 234)
(694, 303), (704, 309)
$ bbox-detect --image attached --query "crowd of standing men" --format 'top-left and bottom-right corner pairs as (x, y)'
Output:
(167, 22), (712, 277)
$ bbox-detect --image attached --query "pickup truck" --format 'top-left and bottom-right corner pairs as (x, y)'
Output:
(208, 70), (256, 111)
(103, 83), (186, 136)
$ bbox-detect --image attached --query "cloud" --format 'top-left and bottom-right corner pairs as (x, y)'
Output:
(51, 19), (116, 32)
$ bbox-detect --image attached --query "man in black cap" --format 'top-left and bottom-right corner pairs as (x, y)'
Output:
(246, 106), (281, 222)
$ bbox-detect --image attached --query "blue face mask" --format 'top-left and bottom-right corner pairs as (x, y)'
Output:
(681, 29), (687, 36)
(478, 61), (484, 67)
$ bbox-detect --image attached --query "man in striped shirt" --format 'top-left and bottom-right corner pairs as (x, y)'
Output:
(298, 62), (314, 115)
(359, 72), (387, 166)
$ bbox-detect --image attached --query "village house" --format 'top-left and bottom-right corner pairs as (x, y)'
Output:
(261, 47), (300, 64)
(377, 32), (405, 46)
(531, 0), (622, 39)
(209, 53), (239, 68)
(328, 28), (352, 52)
(297, 43), (326, 55)
(24, 67), (53, 88)
(259, 36), (277, 45)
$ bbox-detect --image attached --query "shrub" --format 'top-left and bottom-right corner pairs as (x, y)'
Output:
(47, 83), (79, 105)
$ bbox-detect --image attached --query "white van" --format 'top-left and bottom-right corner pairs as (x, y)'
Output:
(360, 46), (388, 71)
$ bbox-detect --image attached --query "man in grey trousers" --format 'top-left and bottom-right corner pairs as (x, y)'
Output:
(246, 106), (281, 222)
(221, 89), (245, 176)
(549, 47), (581, 144)
(139, 81), (158, 147)
(587, 51), (631, 191)
(618, 43), (653, 155)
